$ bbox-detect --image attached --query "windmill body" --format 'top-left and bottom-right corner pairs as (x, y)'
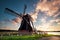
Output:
(19, 14), (33, 32)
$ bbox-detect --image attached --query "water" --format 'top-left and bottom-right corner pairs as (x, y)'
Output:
(47, 32), (60, 35)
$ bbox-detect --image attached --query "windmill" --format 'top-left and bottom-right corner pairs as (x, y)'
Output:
(5, 5), (34, 32)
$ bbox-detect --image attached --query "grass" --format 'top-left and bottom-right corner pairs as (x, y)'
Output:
(0, 34), (52, 40)
(0, 34), (39, 40)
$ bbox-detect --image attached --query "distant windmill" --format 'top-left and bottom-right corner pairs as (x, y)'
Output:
(5, 5), (34, 32)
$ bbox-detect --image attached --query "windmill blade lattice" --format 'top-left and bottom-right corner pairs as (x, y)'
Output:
(5, 8), (21, 17)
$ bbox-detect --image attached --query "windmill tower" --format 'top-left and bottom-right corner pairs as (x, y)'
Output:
(19, 14), (33, 32)
(18, 5), (33, 32)
(5, 5), (34, 34)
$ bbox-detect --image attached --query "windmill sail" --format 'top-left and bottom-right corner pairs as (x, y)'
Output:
(23, 5), (27, 14)
(5, 8), (21, 17)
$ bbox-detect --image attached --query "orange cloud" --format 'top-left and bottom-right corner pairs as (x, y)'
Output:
(30, 0), (60, 23)
(12, 17), (22, 24)
(36, 0), (60, 16)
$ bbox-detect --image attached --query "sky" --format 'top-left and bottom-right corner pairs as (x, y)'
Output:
(0, 0), (60, 31)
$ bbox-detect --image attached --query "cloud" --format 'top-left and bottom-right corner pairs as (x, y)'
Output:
(53, 12), (60, 17)
(37, 22), (60, 31)
(12, 17), (22, 24)
(0, 18), (21, 30)
(40, 16), (47, 23)
(36, 18), (60, 31)
(29, 0), (60, 31)
(49, 19), (60, 25)
(36, 0), (60, 16)
(30, 0), (60, 23)
(58, 22), (60, 25)
(30, 12), (38, 22)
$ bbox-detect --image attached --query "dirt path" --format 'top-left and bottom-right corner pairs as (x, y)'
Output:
(38, 36), (60, 40)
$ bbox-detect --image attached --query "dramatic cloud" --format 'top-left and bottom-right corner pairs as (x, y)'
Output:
(29, 0), (60, 31)
(31, 0), (60, 22)
(36, 0), (60, 16)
